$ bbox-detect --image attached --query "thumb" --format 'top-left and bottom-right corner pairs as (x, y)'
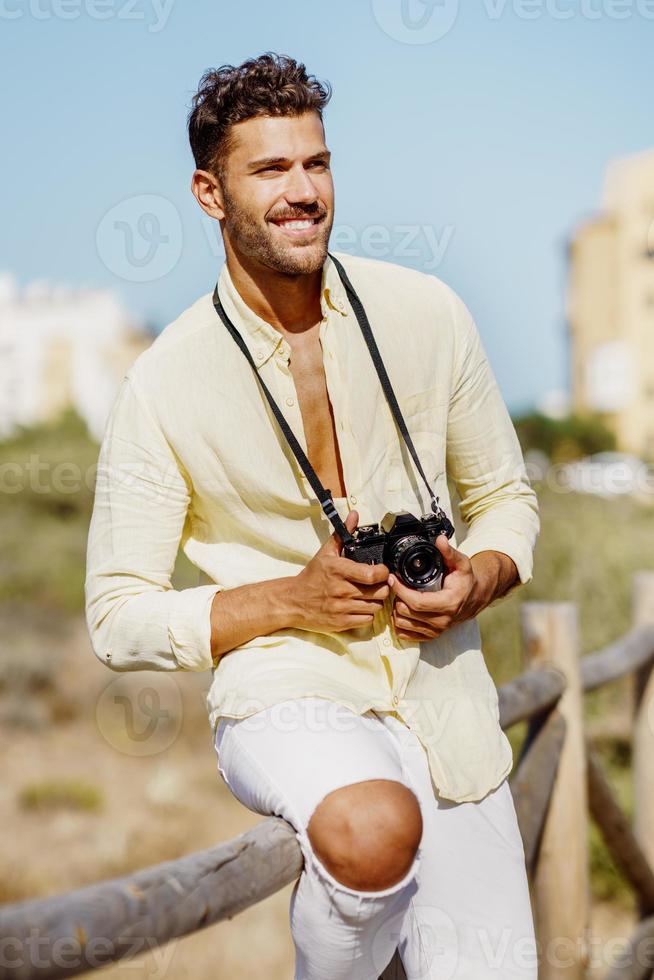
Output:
(324, 509), (359, 554)
(435, 532), (466, 571)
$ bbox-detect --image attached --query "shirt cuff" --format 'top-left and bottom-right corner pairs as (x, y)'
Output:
(456, 528), (533, 602)
(167, 584), (225, 671)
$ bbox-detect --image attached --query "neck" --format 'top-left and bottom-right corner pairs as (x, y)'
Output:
(223, 242), (325, 337)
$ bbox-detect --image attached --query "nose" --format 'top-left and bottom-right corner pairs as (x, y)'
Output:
(284, 163), (320, 205)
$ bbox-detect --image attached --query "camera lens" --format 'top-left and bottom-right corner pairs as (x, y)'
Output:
(389, 535), (444, 589)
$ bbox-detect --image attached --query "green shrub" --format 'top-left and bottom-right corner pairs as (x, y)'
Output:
(19, 777), (103, 812)
(513, 411), (617, 463)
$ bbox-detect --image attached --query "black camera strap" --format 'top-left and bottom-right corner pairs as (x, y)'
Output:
(211, 252), (445, 548)
(327, 254), (443, 519)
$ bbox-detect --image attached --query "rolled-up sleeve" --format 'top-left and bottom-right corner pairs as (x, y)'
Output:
(84, 370), (223, 672)
(444, 287), (540, 602)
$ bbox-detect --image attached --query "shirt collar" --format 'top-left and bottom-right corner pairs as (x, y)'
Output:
(215, 252), (349, 369)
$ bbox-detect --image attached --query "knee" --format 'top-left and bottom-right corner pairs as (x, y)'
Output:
(306, 778), (423, 892)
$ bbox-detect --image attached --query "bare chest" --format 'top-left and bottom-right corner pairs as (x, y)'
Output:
(287, 334), (347, 498)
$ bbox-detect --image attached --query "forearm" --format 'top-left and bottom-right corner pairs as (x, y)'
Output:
(210, 576), (301, 663)
(470, 550), (520, 609)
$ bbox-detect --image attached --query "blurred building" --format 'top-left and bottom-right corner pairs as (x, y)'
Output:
(0, 272), (153, 442)
(566, 148), (654, 460)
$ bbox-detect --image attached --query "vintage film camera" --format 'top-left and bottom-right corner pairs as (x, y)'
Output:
(342, 509), (455, 591)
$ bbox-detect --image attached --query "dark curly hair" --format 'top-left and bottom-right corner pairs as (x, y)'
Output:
(187, 52), (332, 184)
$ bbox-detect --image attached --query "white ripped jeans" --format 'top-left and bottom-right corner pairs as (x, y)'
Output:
(213, 697), (537, 980)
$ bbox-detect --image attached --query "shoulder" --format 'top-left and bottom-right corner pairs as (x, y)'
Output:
(125, 290), (217, 392)
(329, 250), (473, 332)
(330, 250), (468, 315)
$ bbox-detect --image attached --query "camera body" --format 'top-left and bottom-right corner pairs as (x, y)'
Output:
(342, 510), (455, 591)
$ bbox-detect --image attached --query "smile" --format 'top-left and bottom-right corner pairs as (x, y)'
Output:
(270, 215), (324, 237)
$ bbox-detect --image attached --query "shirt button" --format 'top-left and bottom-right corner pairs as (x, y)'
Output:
(392, 695), (399, 705)
(286, 397), (294, 406)
(106, 651), (112, 661)
(255, 350), (264, 360)
(349, 495), (357, 505)
(383, 637), (391, 647)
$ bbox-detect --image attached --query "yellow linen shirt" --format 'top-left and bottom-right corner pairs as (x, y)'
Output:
(84, 250), (539, 803)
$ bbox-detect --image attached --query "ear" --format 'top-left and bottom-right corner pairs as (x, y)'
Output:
(190, 169), (226, 221)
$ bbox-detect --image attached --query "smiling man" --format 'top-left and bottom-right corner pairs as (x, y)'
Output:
(85, 52), (540, 979)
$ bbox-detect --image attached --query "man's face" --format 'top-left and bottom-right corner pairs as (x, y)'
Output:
(216, 111), (334, 276)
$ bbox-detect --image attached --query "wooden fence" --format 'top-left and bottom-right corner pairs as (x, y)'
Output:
(2, 571), (654, 979)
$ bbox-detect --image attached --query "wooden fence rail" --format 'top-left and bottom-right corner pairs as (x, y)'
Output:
(1, 572), (654, 979)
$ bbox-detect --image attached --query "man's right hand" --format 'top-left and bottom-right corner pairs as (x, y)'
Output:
(290, 510), (391, 633)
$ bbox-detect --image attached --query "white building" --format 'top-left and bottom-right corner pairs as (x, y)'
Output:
(567, 148), (654, 459)
(0, 272), (153, 442)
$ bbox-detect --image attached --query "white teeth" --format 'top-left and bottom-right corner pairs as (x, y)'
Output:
(277, 219), (314, 229)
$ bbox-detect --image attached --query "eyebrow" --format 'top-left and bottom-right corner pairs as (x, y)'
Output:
(246, 150), (332, 171)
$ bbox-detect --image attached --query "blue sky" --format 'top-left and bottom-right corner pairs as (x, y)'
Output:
(0, 0), (651, 413)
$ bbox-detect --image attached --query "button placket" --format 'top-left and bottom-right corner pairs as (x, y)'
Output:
(262, 346), (310, 491)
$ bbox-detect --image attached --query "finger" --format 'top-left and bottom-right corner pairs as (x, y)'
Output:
(395, 627), (430, 642)
(394, 609), (451, 633)
(344, 598), (386, 616)
(389, 573), (465, 617)
(388, 574), (436, 613)
(394, 616), (434, 637)
(393, 595), (455, 621)
(339, 557), (390, 586)
(435, 533), (470, 572)
(324, 510), (359, 555)
(344, 613), (376, 628)
(349, 581), (391, 602)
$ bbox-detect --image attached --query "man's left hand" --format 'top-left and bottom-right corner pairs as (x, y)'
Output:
(388, 535), (516, 642)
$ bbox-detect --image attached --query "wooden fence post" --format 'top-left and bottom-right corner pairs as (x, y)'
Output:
(632, 571), (654, 916)
(521, 602), (590, 978)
